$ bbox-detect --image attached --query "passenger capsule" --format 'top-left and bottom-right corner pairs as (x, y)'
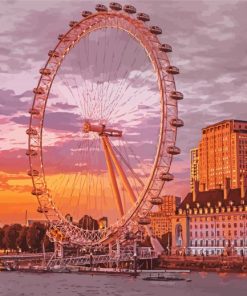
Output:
(170, 91), (184, 100)
(149, 26), (162, 35)
(32, 188), (44, 196)
(167, 146), (181, 155)
(150, 197), (163, 205)
(95, 4), (108, 12)
(37, 206), (48, 213)
(109, 2), (122, 11)
(123, 5), (136, 14)
(81, 10), (93, 17)
(160, 44), (172, 53)
(138, 217), (151, 225)
(33, 87), (45, 95)
(166, 66), (179, 75)
(26, 128), (38, 136)
(160, 172), (174, 182)
(58, 34), (64, 40)
(170, 118), (184, 127)
(137, 12), (150, 22)
(48, 50), (59, 58)
(39, 68), (52, 75)
(26, 149), (38, 157)
(27, 169), (39, 176)
(69, 21), (79, 28)
(29, 108), (40, 116)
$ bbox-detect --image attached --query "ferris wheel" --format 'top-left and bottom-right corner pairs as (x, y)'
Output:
(26, 3), (183, 247)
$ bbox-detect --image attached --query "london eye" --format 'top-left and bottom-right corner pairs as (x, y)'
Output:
(26, 3), (183, 249)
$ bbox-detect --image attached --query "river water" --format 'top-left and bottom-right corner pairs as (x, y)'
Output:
(0, 271), (247, 296)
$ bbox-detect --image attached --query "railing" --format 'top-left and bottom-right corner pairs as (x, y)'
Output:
(47, 250), (158, 268)
(0, 252), (53, 260)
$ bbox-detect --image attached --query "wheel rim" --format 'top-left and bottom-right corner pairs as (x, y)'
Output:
(27, 10), (180, 246)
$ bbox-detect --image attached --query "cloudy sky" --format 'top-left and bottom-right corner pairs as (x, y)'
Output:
(0, 0), (246, 224)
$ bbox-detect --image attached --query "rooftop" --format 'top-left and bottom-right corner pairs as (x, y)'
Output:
(180, 188), (247, 210)
(203, 119), (247, 131)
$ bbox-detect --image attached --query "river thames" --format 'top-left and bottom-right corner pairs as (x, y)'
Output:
(0, 272), (247, 296)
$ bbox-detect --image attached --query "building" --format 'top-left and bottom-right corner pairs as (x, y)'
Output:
(98, 217), (108, 229)
(190, 148), (199, 192)
(171, 179), (247, 256)
(198, 119), (247, 191)
(149, 195), (181, 239)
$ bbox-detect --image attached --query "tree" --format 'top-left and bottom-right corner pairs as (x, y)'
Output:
(0, 227), (4, 249)
(78, 215), (99, 230)
(3, 224), (22, 251)
(26, 222), (46, 252)
(17, 226), (29, 252)
(1, 225), (9, 252)
(43, 235), (54, 252)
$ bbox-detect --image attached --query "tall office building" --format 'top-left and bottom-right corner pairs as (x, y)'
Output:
(198, 120), (247, 191)
(190, 148), (199, 192)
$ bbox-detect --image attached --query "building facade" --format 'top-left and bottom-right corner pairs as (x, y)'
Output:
(190, 148), (199, 192)
(198, 119), (247, 191)
(171, 183), (247, 256)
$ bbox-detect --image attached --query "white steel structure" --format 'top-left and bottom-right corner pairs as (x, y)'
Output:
(27, 3), (183, 248)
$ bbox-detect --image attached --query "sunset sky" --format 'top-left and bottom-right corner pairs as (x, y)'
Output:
(0, 0), (247, 225)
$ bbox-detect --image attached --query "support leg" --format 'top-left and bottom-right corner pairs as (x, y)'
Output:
(103, 136), (137, 204)
(101, 137), (124, 216)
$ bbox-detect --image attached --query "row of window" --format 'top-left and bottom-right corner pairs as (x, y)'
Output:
(191, 215), (247, 222)
(191, 239), (245, 247)
(190, 223), (247, 229)
(190, 230), (246, 238)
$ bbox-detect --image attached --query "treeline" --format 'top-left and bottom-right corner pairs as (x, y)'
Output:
(0, 223), (53, 253)
(0, 215), (99, 253)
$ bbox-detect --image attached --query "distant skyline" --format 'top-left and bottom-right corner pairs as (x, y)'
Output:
(0, 0), (247, 224)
